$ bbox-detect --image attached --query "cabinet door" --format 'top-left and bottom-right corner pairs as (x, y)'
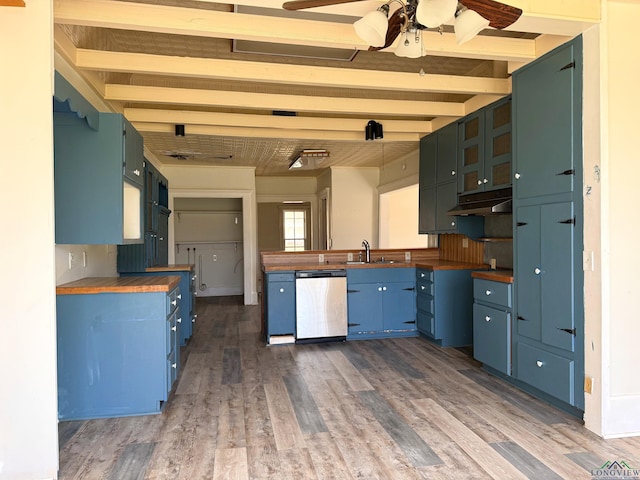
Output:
(515, 205), (542, 340)
(473, 303), (511, 375)
(382, 282), (416, 331)
(267, 281), (296, 336)
(513, 42), (578, 199)
(436, 122), (458, 184)
(458, 112), (485, 194)
(157, 211), (169, 266)
(347, 283), (383, 333)
(419, 134), (437, 188)
(435, 181), (457, 232)
(123, 118), (144, 187)
(418, 186), (436, 234)
(484, 97), (512, 191)
(540, 202), (575, 352)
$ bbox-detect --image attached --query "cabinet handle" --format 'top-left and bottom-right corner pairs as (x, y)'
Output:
(133, 169), (141, 176)
(159, 237), (164, 241)
(483, 178), (488, 184)
(177, 317), (182, 323)
(514, 172), (521, 179)
(172, 363), (177, 369)
(177, 294), (182, 300)
(534, 267), (541, 275)
(421, 285), (426, 290)
(420, 272), (425, 278)
(536, 360), (543, 368)
(279, 288), (285, 293)
(171, 300), (177, 306)
(477, 180), (483, 185)
(485, 315), (491, 322)
(451, 170), (456, 176)
(485, 290), (492, 296)
(171, 326), (177, 332)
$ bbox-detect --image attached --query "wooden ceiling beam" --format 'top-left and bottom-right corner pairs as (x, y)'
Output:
(76, 49), (511, 96)
(124, 108), (433, 134)
(105, 84), (465, 118)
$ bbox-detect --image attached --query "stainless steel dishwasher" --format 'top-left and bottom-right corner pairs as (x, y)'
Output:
(295, 269), (348, 342)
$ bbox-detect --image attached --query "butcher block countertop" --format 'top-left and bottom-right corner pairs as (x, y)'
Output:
(471, 269), (514, 283)
(56, 276), (181, 295)
(263, 259), (489, 272)
(145, 264), (195, 272)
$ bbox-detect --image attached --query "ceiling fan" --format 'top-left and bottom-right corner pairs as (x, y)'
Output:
(282, 0), (522, 54)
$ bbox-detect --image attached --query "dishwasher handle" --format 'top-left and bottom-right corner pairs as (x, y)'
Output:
(295, 269), (346, 278)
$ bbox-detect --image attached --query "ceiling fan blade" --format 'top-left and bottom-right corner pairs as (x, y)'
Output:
(460, 0), (522, 29)
(368, 8), (405, 51)
(283, 0), (365, 11)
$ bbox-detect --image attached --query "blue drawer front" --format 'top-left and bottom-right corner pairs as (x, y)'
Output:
(268, 272), (295, 282)
(347, 267), (414, 284)
(416, 279), (433, 296)
(473, 279), (511, 308)
(516, 342), (574, 404)
(416, 269), (434, 282)
(416, 294), (434, 314)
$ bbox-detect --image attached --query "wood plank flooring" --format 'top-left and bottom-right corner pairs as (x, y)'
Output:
(58, 296), (640, 479)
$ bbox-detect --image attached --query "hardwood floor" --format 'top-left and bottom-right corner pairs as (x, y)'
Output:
(58, 296), (640, 479)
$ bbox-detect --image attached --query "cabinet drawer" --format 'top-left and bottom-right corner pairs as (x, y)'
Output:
(166, 309), (177, 354)
(473, 304), (510, 375)
(416, 294), (434, 314)
(474, 279), (511, 307)
(516, 342), (574, 404)
(416, 279), (434, 296)
(167, 287), (180, 314)
(268, 272), (295, 282)
(347, 267), (414, 284)
(416, 269), (434, 282)
(417, 311), (435, 338)
(167, 349), (177, 393)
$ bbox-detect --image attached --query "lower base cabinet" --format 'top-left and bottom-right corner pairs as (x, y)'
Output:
(264, 272), (296, 342)
(472, 277), (512, 375)
(416, 268), (475, 347)
(56, 286), (180, 420)
(346, 268), (416, 340)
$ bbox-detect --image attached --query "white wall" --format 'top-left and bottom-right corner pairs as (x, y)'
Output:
(330, 167), (380, 249)
(55, 245), (118, 284)
(0, 2), (59, 479)
(594, 0), (640, 438)
(379, 185), (429, 249)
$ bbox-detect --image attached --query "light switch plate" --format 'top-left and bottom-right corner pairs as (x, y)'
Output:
(318, 253), (324, 263)
(347, 252), (353, 261)
(405, 251), (411, 261)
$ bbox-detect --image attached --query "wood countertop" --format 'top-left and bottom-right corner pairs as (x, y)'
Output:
(145, 264), (195, 272)
(471, 269), (514, 283)
(56, 276), (181, 295)
(263, 259), (489, 272)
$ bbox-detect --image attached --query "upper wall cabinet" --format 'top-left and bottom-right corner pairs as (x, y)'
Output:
(54, 112), (144, 245)
(458, 96), (512, 195)
(513, 43), (580, 199)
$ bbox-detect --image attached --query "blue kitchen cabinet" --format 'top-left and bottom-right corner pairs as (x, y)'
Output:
(265, 272), (296, 341)
(118, 161), (170, 272)
(418, 123), (483, 237)
(513, 40), (581, 200)
(121, 266), (197, 346)
(458, 96), (512, 195)
(473, 278), (512, 375)
(416, 268), (475, 347)
(347, 268), (416, 339)
(54, 111), (144, 245)
(56, 281), (181, 420)
(512, 36), (584, 412)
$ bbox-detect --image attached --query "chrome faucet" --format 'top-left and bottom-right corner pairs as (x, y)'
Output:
(362, 239), (371, 263)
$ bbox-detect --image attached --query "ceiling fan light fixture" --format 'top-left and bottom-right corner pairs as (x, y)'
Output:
(394, 29), (423, 58)
(454, 6), (490, 44)
(415, 0), (457, 29)
(289, 157), (304, 169)
(354, 4), (390, 48)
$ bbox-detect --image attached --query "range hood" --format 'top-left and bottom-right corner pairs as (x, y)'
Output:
(447, 187), (512, 216)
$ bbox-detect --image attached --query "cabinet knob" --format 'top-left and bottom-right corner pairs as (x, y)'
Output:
(536, 360), (543, 367)
(172, 363), (177, 369)
(177, 317), (182, 323)
(378, 287), (383, 292)
(133, 169), (141, 176)
(421, 285), (426, 290)
(382, 286), (387, 291)
(420, 273), (425, 278)
(485, 315), (491, 322)
(177, 294), (182, 300)
(279, 288), (285, 293)
(514, 172), (521, 179)
(171, 326), (177, 332)
(485, 290), (492, 296)
(451, 170), (456, 176)
(477, 180), (483, 185)
(451, 221), (456, 227)
(159, 237), (164, 241)
(483, 178), (488, 184)
(534, 267), (541, 275)
(171, 300), (177, 306)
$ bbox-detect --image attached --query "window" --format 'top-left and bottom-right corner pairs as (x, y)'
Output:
(282, 209), (308, 251)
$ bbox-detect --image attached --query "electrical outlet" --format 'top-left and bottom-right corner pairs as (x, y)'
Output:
(462, 238), (469, 248)
(584, 376), (593, 394)
(490, 258), (497, 270)
(318, 253), (324, 263)
(212, 255), (217, 261)
(347, 252), (353, 261)
(68, 252), (76, 270)
(405, 251), (411, 261)
(83, 251), (88, 268)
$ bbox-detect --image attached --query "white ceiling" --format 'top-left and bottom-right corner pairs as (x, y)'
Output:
(53, 0), (600, 176)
